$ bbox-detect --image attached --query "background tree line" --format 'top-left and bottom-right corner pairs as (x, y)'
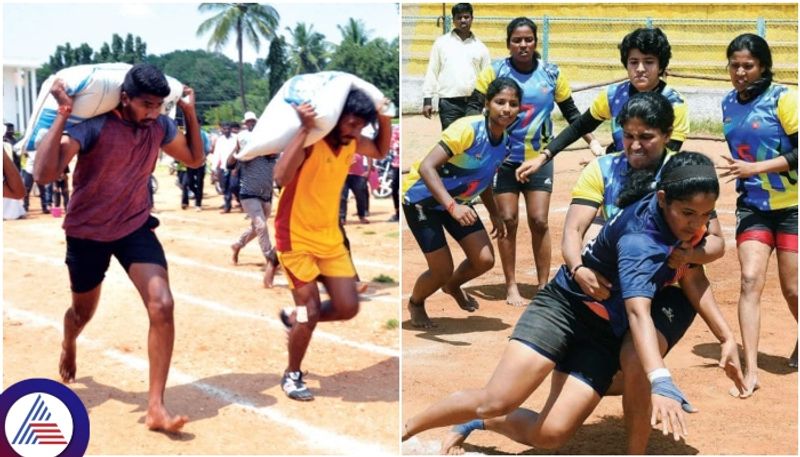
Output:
(36, 8), (398, 127)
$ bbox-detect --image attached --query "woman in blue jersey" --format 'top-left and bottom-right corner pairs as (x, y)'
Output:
(717, 33), (799, 395)
(444, 93), (744, 454)
(517, 27), (689, 180)
(403, 152), (744, 450)
(467, 17), (603, 306)
(403, 77), (522, 328)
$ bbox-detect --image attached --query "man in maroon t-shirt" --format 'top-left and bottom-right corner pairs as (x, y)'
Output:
(34, 63), (204, 433)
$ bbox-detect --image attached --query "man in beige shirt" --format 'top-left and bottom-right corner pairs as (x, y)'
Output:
(422, 3), (491, 130)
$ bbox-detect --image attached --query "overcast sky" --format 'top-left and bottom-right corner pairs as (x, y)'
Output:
(3, 1), (400, 65)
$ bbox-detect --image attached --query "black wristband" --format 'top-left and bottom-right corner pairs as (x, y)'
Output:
(568, 264), (584, 280)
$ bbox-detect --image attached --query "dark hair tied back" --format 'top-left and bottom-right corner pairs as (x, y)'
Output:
(727, 33), (774, 100)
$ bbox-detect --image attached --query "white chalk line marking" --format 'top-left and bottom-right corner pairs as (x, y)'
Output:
(3, 305), (395, 456)
(4, 247), (398, 358)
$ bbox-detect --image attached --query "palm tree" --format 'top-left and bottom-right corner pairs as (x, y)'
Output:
(285, 22), (329, 75)
(197, 3), (279, 111)
(337, 18), (372, 47)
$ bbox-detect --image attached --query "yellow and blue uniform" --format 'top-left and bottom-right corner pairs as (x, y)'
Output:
(403, 115), (511, 209)
(475, 58), (571, 163)
(590, 80), (689, 153)
(722, 84), (798, 211)
(274, 140), (357, 288)
(571, 150), (676, 220)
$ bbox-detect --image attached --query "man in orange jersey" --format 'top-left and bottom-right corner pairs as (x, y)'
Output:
(273, 89), (392, 401)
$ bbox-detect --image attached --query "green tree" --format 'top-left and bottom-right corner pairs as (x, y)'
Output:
(111, 33), (124, 61)
(75, 43), (94, 64)
(337, 18), (371, 47)
(285, 22), (329, 74)
(326, 36), (399, 106)
(135, 36), (147, 62)
(196, 3), (280, 111)
(123, 33), (136, 63)
(264, 35), (289, 99)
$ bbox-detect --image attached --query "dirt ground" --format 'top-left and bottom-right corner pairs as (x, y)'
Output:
(3, 166), (400, 455)
(400, 115), (798, 455)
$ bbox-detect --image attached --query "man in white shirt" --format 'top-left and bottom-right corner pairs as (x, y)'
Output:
(421, 3), (491, 130)
(211, 122), (239, 213)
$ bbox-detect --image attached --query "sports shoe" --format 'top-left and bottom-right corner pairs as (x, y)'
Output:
(282, 371), (314, 401)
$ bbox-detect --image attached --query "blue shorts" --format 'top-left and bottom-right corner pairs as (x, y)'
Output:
(402, 203), (485, 253)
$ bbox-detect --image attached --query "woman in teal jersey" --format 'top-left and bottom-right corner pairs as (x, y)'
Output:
(403, 77), (521, 328)
(467, 17), (602, 306)
(717, 33), (799, 395)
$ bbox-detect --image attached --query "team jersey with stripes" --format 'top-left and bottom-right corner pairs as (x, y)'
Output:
(475, 58), (571, 162)
(571, 150), (676, 220)
(722, 84), (798, 211)
(402, 115), (511, 210)
(590, 80), (689, 152)
(275, 139), (355, 254)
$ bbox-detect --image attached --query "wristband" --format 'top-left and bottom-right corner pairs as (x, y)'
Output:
(446, 200), (456, 214)
(541, 149), (553, 163)
(647, 368), (671, 382)
(57, 105), (72, 117)
(569, 264), (584, 280)
(650, 376), (694, 413)
(452, 419), (484, 438)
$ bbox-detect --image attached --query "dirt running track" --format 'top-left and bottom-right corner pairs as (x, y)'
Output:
(3, 166), (400, 455)
(400, 115), (798, 455)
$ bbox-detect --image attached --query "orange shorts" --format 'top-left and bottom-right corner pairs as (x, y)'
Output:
(277, 245), (356, 289)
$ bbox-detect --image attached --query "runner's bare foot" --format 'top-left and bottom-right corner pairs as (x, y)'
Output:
(230, 243), (242, 265)
(505, 283), (527, 307)
(263, 263), (277, 288)
(356, 282), (369, 294)
(442, 284), (478, 312)
(440, 430), (468, 455)
(146, 404), (188, 433)
(59, 309), (80, 383)
(730, 373), (760, 398)
(408, 299), (437, 328)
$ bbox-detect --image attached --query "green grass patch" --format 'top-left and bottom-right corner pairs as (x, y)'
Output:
(384, 318), (399, 330)
(363, 230), (376, 235)
(385, 231), (399, 238)
(373, 274), (396, 284)
(689, 119), (724, 137)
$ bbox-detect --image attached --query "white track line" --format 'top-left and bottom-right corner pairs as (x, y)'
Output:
(4, 305), (395, 456)
(5, 228), (399, 305)
(4, 248), (398, 358)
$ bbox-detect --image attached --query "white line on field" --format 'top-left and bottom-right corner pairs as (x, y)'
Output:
(4, 248), (399, 358)
(4, 305), (395, 456)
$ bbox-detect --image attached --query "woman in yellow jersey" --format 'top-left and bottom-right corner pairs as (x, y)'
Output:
(717, 34), (799, 395)
(402, 77), (522, 328)
(273, 89), (392, 401)
(467, 17), (602, 306)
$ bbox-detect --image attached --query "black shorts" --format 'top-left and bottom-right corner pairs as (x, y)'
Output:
(735, 202), (798, 252)
(402, 203), (486, 253)
(493, 160), (554, 194)
(650, 285), (697, 352)
(510, 282), (622, 395)
(65, 216), (167, 293)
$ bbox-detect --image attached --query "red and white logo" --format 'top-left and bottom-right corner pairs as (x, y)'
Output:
(4, 393), (73, 457)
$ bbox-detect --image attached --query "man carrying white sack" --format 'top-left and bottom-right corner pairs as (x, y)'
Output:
(274, 89), (392, 401)
(35, 63), (204, 432)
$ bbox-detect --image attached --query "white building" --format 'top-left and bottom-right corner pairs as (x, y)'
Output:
(3, 59), (40, 136)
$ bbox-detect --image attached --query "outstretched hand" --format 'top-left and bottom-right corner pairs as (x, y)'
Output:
(717, 155), (758, 182)
(720, 340), (747, 396)
(651, 394), (693, 441)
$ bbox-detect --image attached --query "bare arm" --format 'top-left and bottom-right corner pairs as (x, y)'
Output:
(667, 218), (725, 269)
(3, 148), (25, 199)
(274, 103), (315, 187)
(357, 99), (393, 161)
(419, 144), (477, 226)
(34, 79), (80, 184)
(161, 86), (204, 168)
(562, 203), (612, 300)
